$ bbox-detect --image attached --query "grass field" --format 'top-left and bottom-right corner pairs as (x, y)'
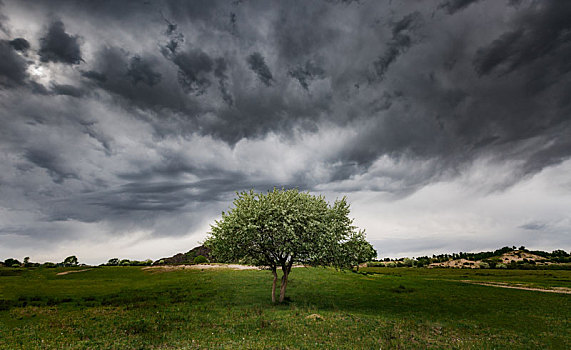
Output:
(0, 266), (569, 349)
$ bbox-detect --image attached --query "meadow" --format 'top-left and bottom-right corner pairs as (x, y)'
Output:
(0, 266), (569, 349)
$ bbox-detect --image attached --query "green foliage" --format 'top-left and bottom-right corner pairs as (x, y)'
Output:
(402, 258), (414, 267)
(62, 255), (78, 267)
(104, 258), (152, 266)
(193, 255), (208, 264)
(479, 262), (490, 269)
(342, 229), (377, 269)
(206, 189), (372, 269)
(366, 262), (386, 267)
(3, 258), (21, 267)
(206, 188), (375, 302)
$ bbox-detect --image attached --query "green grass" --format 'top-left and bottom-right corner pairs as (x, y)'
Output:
(0, 266), (569, 349)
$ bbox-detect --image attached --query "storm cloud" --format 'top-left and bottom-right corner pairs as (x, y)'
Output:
(288, 60), (325, 91)
(39, 20), (83, 64)
(0, 39), (27, 85)
(9, 37), (29, 52)
(247, 52), (274, 86)
(172, 49), (213, 95)
(0, 0), (570, 263)
(438, 0), (482, 15)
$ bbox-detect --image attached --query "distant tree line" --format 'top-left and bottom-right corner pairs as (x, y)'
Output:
(0, 252), (211, 268)
(102, 258), (154, 266)
(367, 246), (570, 270)
(1, 255), (80, 268)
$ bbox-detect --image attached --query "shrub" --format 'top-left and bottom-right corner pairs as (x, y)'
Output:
(194, 255), (208, 264)
(478, 262), (490, 269)
(402, 258), (414, 267)
(3, 258), (20, 267)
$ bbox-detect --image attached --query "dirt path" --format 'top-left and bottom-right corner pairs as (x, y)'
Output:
(191, 264), (261, 270)
(460, 280), (571, 294)
(142, 264), (261, 272)
(56, 268), (93, 276)
(142, 264), (307, 272)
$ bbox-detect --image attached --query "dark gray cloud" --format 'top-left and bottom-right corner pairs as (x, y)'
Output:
(80, 121), (113, 156)
(172, 49), (213, 95)
(126, 56), (162, 87)
(160, 17), (184, 56)
(39, 20), (83, 64)
(247, 52), (273, 86)
(474, 2), (571, 77)
(0, 40), (28, 86)
(288, 60), (325, 90)
(24, 149), (79, 184)
(87, 45), (193, 116)
(81, 70), (107, 83)
(273, 2), (340, 62)
(437, 0), (482, 15)
(51, 83), (84, 97)
(0, 1), (8, 36)
(520, 222), (547, 231)
(372, 11), (422, 81)
(9, 38), (30, 52)
(214, 57), (233, 105)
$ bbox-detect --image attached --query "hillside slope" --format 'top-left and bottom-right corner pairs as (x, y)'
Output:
(429, 250), (556, 269)
(154, 245), (212, 265)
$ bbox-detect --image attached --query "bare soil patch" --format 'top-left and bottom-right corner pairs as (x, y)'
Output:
(56, 269), (93, 276)
(142, 264), (261, 272)
(142, 264), (307, 272)
(460, 280), (571, 294)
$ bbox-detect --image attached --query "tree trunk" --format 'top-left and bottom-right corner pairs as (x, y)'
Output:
(279, 262), (293, 303)
(279, 270), (289, 303)
(271, 266), (278, 303)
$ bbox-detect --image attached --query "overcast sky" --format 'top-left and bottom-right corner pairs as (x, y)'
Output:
(1, 0), (570, 264)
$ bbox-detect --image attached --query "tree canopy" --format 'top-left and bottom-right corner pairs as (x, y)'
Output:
(63, 255), (78, 267)
(205, 188), (376, 302)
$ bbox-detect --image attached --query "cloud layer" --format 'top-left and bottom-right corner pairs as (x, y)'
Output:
(0, 0), (570, 263)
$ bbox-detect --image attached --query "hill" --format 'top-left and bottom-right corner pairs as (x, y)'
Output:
(369, 246), (570, 269)
(154, 245), (212, 265)
(427, 250), (553, 269)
